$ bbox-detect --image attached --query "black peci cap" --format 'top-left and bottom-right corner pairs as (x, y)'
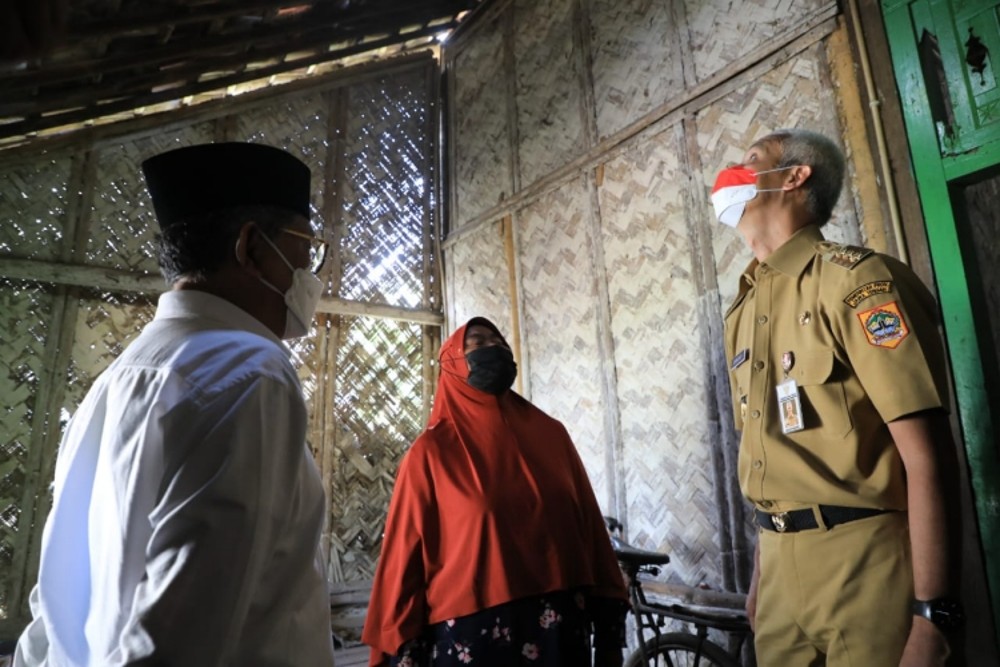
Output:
(141, 142), (311, 228)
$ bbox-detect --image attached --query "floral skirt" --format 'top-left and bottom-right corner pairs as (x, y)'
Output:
(389, 590), (623, 667)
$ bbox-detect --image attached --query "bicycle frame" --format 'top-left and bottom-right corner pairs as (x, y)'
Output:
(624, 562), (749, 664)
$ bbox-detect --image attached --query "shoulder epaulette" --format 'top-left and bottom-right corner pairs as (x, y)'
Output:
(815, 241), (874, 269)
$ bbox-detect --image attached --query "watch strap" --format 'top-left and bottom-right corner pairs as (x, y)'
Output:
(912, 597), (965, 630)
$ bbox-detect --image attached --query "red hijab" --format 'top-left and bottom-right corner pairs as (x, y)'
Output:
(362, 318), (626, 665)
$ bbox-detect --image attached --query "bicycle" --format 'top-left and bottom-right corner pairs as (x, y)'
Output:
(605, 517), (752, 667)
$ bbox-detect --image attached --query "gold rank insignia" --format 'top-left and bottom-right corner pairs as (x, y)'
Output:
(816, 241), (874, 269)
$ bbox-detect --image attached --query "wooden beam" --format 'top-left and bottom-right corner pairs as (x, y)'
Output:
(0, 10), (451, 107)
(0, 0), (461, 93)
(73, 0), (471, 43)
(0, 257), (443, 325)
(315, 296), (444, 326)
(72, 0), (346, 42)
(1, 26), (453, 138)
(0, 257), (166, 293)
(0, 51), (436, 162)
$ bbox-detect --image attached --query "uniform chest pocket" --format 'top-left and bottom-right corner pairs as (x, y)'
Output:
(787, 348), (852, 439)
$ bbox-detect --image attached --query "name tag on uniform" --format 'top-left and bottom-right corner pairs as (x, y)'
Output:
(731, 348), (749, 370)
(776, 379), (804, 434)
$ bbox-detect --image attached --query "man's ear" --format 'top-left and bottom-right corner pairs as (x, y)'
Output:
(785, 164), (812, 190)
(234, 221), (263, 277)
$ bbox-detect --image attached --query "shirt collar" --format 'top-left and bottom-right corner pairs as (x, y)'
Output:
(732, 225), (825, 308)
(154, 290), (286, 351)
(761, 224), (825, 277)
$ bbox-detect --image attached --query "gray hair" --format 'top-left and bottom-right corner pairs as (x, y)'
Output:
(767, 129), (845, 226)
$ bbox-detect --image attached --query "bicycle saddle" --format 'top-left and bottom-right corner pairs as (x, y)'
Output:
(610, 536), (671, 567)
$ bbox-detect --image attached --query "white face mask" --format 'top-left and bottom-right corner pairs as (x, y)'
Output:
(710, 165), (792, 228)
(256, 232), (324, 339)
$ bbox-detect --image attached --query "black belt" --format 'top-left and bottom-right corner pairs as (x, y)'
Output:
(755, 505), (889, 533)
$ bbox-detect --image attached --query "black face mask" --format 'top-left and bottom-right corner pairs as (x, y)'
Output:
(465, 345), (517, 395)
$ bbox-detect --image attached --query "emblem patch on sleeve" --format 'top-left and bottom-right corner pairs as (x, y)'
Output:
(844, 280), (893, 308)
(857, 301), (909, 348)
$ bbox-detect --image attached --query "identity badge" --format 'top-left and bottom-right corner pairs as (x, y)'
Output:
(776, 379), (804, 434)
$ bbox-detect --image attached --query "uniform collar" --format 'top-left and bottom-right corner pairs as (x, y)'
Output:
(761, 224), (825, 277)
(730, 225), (825, 315)
(154, 289), (286, 350)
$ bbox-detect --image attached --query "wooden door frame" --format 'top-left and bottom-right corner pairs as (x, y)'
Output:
(850, 0), (1000, 651)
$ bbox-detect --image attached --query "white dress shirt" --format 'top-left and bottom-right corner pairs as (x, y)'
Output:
(15, 290), (335, 667)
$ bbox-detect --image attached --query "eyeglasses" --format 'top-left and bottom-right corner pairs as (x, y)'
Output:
(281, 227), (329, 275)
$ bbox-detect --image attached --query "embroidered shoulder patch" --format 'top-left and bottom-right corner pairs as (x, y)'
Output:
(857, 301), (909, 348)
(844, 280), (894, 308)
(816, 241), (874, 269)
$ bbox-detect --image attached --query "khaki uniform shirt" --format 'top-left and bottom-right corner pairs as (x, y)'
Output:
(723, 225), (948, 512)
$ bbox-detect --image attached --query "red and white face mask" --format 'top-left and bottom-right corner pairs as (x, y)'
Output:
(710, 165), (793, 228)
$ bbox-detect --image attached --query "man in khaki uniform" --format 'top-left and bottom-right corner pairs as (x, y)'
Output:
(713, 129), (962, 666)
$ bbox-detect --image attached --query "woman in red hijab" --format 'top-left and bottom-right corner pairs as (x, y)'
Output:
(362, 317), (628, 667)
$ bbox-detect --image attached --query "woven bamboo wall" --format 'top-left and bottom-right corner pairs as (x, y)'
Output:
(0, 56), (441, 631)
(451, 13), (511, 228)
(444, 221), (513, 331)
(595, 125), (721, 586)
(684, 0), (831, 84)
(443, 0), (868, 594)
(513, 0), (587, 186)
(588, 0), (686, 141)
(517, 176), (609, 493)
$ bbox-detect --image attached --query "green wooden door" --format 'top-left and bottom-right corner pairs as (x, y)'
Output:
(882, 0), (1000, 646)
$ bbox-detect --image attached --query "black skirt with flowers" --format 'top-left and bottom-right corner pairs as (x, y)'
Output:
(389, 590), (627, 667)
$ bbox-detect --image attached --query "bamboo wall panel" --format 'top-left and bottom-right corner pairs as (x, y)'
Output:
(67, 295), (156, 396)
(340, 73), (433, 309)
(683, 0), (833, 84)
(234, 92), (330, 228)
(695, 44), (863, 310)
(328, 316), (426, 583)
(452, 14), (511, 228)
(0, 280), (55, 621)
(444, 221), (512, 334)
(0, 157), (71, 263)
(88, 126), (214, 274)
(588, 0), (685, 140)
(595, 126), (721, 586)
(516, 177), (610, 502)
(514, 0), (587, 188)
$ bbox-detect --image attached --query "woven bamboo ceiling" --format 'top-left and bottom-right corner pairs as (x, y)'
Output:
(0, 0), (479, 147)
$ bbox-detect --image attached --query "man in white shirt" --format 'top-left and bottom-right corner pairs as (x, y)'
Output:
(15, 143), (336, 667)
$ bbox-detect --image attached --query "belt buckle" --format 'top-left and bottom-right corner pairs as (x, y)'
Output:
(772, 512), (789, 533)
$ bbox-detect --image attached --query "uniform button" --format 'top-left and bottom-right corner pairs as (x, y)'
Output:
(753, 360), (765, 371)
(751, 410), (761, 419)
(760, 500), (773, 509)
(752, 460), (763, 470)
(757, 315), (768, 325)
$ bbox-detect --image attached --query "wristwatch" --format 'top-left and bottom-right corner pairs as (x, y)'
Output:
(912, 598), (965, 630)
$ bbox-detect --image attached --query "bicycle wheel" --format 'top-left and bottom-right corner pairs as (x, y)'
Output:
(624, 632), (738, 667)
